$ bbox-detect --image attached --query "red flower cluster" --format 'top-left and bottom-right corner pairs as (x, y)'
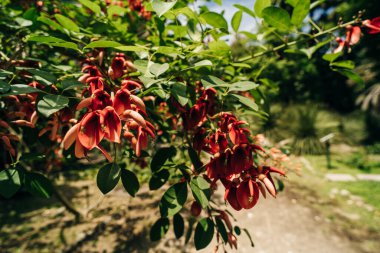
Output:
(334, 25), (361, 53)
(197, 112), (285, 210)
(363, 17), (380, 34)
(334, 18), (380, 53)
(127, 0), (151, 19)
(181, 83), (285, 211)
(62, 56), (155, 161)
(181, 87), (216, 130)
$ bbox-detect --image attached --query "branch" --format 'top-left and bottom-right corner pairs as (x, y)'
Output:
(236, 20), (359, 62)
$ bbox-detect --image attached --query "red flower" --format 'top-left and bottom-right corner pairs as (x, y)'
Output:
(113, 88), (131, 115)
(231, 144), (252, 173)
(121, 80), (142, 91)
(193, 128), (208, 154)
(228, 121), (249, 145)
(224, 185), (242, 211)
(363, 17), (380, 34)
(110, 56), (126, 79)
(334, 25), (361, 53)
(78, 111), (105, 150)
(346, 25), (361, 45)
(209, 130), (228, 154)
(184, 103), (206, 130)
(236, 179), (259, 209)
(206, 151), (231, 179)
(101, 106), (121, 143)
(87, 77), (104, 94)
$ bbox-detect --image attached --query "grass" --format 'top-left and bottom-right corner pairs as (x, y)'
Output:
(290, 151), (380, 252)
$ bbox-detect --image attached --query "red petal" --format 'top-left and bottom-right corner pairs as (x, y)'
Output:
(78, 111), (105, 150)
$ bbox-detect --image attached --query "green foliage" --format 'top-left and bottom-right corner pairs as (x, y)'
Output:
(0, 168), (21, 198)
(194, 218), (214, 250)
(96, 163), (121, 194)
(150, 217), (170, 241)
(120, 168), (140, 197)
(159, 182), (188, 217)
(189, 176), (211, 209)
(262, 7), (293, 32)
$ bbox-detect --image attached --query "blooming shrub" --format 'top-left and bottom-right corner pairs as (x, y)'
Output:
(0, 0), (379, 251)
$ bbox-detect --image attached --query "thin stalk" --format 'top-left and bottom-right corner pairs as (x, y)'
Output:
(237, 20), (358, 62)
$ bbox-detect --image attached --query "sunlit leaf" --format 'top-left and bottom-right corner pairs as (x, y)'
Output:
(254, 0), (271, 18)
(262, 7), (292, 32)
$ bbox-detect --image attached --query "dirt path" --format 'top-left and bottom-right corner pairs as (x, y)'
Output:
(0, 180), (362, 253)
(195, 187), (358, 253)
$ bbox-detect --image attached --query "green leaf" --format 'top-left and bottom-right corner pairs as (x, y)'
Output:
(190, 177), (211, 209)
(331, 60), (355, 70)
(262, 7), (292, 32)
(150, 147), (177, 172)
(231, 94), (259, 111)
(194, 60), (213, 68)
(54, 14), (80, 33)
(173, 213), (185, 239)
(116, 45), (147, 52)
(96, 163), (121, 194)
(215, 218), (228, 243)
(185, 218), (195, 244)
(171, 82), (188, 106)
(150, 218), (169, 241)
(336, 69), (364, 86)
(201, 75), (227, 89)
(151, 0), (177, 17)
(61, 79), (85, 91)
(194, 218), (214, 250)
(234, 226), (241, 235)
(229, 81), (259, 92)
(107, 5), (126, 18)
(27, 35), (80, 51)
(188, 147), (203, 172)
(24, 172), (53, 198)
(78, 0), (101, 14)
(254, 0), (271, 18)
(286, 0), (298, 7)
(155, 46), (181, 57)
(0, 80), (10, 93)
(231, 11), (243, 32)
(291, 0), (310, 27)
(15, 17), (33, 27)
(323, 52), (341, 62)
(149, 63), (169, 77)
(37, 94), (69, 117)
(149, 169), (170, 190)
(159, 182), (188, 217)
(234, 4), (256, 18)
(37, 16), (65, 32)
(207, 40), (230, 55)
(84, 40), (123, 49)
(200, 12), (228, 31)
(0, 84), (40, 97)
(120, 168), (140, 197)
(28, 69), (56, 85)
(0, 169), (21, 198)
(297, 38), (332, 59)
(240, 31), (257, 40)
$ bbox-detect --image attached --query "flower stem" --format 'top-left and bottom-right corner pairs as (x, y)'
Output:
(237, 20), (358, 62)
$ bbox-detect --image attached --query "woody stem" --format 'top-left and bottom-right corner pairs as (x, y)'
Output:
(237, 19), (359, 62)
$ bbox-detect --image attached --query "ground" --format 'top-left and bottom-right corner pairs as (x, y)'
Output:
(1, 151), (379, 253)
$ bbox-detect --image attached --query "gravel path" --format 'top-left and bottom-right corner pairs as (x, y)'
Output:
(196, 187), (359, 253)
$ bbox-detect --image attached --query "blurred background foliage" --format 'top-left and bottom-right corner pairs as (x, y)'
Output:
(231, 0), (380, 155)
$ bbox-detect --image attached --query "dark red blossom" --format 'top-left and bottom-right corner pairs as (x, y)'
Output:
(363, 17), (380, 34)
